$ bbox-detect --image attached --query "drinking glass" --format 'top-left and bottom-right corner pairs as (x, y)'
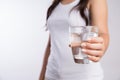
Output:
(69, 26), (99, 64)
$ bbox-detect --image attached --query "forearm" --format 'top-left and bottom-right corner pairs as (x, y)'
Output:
(39, 37), (51, 80)
(40, 49), (50, 80)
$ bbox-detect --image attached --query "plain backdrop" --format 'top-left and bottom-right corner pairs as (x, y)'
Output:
(0, 0), (120, 80)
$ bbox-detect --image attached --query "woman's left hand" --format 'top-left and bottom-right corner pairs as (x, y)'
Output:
(80, 37), (105, 62)
(70, 37), (105, 62)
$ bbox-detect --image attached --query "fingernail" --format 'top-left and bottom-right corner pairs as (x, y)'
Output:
(81, 49), (86, 52)
(88, 55), (91, 58)
(81, 43), (86, 47)
(87, 38), (91, 41)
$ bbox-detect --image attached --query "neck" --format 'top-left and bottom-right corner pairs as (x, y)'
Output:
(61, 0), (75, 5)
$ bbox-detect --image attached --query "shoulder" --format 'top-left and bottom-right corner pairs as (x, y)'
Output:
(87, 0), (108, 10)
(89, 0), (107, 4)
(87, 0), (108, 16)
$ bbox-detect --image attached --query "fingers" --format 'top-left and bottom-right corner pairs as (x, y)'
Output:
(69, 42), (81, 47)
(88, 55), (101, 62)
(82, 49), (103, 62)
(81, 49), (103, 57)
(81, 42), (103, 50)
(69, 37), (104, 48)
(69, 37), (105, 62)
(87, 37), (104, 43)
(81, 37), (104, 50)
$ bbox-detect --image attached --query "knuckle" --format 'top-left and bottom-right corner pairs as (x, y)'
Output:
(87, 43), (92, 48)
(100, 37), (104, 42)
(87, 50), (92, 54)
(89, 56), (99, 62)
(96, 52), (102, 57)
(94, 59), (99, 62)
(94, 58), (99, 62)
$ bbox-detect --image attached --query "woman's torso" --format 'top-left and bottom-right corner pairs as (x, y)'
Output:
(45, 0), (104, 80)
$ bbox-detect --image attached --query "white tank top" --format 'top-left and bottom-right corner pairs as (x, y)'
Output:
(45, 0), (104, 80)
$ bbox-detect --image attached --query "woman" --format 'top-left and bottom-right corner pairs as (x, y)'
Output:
(40, 0), (109, 80)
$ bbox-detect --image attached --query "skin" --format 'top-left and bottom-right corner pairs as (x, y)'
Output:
(39, 0), (109, 80)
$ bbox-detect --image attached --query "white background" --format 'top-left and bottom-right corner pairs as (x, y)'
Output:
(0, 0), (120, 80)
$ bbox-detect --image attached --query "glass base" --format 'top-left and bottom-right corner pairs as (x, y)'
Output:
(74, 58), (89, 64)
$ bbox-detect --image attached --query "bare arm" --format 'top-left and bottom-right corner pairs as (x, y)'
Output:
(39, 35), (51, 80)
(89, 0), (109, 53)
(81, 0), (109, 62)
(71, 0), (110, 62)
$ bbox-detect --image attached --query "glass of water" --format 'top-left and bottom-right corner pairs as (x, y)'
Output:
(69, 26), (99, 64)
